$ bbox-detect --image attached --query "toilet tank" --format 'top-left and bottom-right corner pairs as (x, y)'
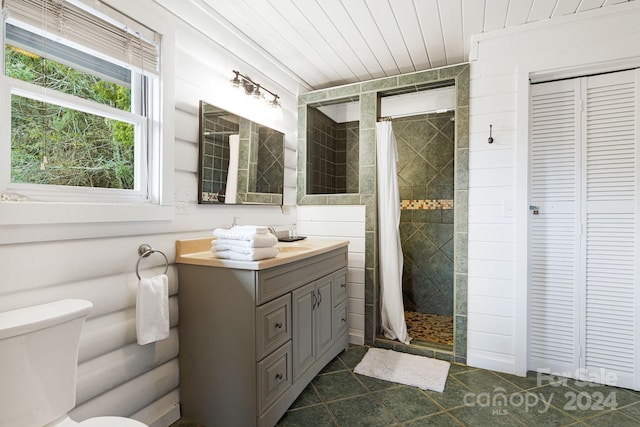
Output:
(0, 299), (93, 427)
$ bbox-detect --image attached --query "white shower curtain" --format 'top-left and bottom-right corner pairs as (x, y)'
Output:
(225, 134), (240, 204)
(376, 120), (410, 344)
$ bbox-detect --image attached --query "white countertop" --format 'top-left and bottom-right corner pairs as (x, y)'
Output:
(176, 237), (349, 270)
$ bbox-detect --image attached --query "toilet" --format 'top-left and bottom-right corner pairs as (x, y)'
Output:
(0, 299), (147, 427)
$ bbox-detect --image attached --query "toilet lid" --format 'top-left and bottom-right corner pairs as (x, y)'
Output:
(79, 417), (147, 427)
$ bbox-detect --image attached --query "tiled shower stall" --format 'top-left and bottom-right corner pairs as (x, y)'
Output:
(298, 64), (469, 363)
(395, 112), (456, 347)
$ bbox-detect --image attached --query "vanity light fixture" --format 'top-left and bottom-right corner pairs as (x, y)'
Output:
(231, 70), (281, 111)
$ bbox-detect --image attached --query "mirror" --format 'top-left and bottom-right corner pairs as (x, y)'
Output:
(306, 97), (360, 195)
(198, 101), (284, 205)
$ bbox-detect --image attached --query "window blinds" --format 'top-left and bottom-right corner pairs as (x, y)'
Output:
(3, 0), (160, 73)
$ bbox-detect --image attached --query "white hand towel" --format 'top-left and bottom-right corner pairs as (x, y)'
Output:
(136, 274), (169, 345)
(212, 233), (277, 249)
(212, 225), (270, 240)
(214, 247), (279, 261)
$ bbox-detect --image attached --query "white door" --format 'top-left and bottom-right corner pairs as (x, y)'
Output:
(528, 69), (639, 389)
(529, 78), (582, 376)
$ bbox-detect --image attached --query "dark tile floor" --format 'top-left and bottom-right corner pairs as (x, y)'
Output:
(172, 345), (640, 426)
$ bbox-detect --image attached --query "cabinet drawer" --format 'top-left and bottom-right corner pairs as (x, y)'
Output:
(257, 247), (348, 304)
(332, 300), (348, 338)
(257, 342), (292, 414)
(256, 294), (291, 360)
(332, 267), (348, 305)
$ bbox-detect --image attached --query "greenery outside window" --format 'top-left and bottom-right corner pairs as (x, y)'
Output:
(0, 0), (163, 211)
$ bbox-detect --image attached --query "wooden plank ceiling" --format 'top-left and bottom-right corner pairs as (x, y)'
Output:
(197, 0), (635, 90)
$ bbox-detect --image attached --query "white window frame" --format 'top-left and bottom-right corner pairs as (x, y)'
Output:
(0, 1), (173, 224)
(3, 79), (148, 203)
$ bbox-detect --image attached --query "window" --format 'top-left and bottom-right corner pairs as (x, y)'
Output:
(0, 0), (170, 223)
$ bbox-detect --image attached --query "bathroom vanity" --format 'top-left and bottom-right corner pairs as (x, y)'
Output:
(176, 237), (349, 427)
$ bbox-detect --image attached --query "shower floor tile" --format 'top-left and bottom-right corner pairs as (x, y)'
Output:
(405, 311), (454, 346)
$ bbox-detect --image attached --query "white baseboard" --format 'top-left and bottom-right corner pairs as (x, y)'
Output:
(349, 330), (364, 345)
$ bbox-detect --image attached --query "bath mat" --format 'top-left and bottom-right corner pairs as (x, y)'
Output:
(354, 348), (450, 392)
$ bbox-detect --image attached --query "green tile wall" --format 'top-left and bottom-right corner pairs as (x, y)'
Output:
(396, 111), (455, 317)
(256, 127), (284, 194)
(346, 121), (359, 193)
(306, 106), (359, 194)
(200, 116), (235, 195)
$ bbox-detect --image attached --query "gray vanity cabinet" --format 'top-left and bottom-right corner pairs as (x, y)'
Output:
(178, 246), (349, 427)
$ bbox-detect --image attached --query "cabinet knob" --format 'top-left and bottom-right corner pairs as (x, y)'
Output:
(341, 317), (346, 323)
(276, 373), (283, 380)
(275, 322), (283, 329)
(341, 282), (346, 288)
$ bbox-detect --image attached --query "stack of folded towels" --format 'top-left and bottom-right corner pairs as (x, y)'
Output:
(211, 225), (279, 261)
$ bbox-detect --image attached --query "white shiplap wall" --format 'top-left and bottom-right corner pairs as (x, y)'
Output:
(467, 2), (640, 375)
(0, 234), (187, 426)
(297, 206), (366, 344)
(0, 0), (300, 425)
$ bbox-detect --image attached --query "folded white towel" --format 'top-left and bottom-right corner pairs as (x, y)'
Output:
(212, 242), (277, 254)
(232, 225), (269, 234)
(212, 234), (277, 249)
(213, 225), (269, 240)
(136, 274), (170, 345)
(214, 247), (279, 261)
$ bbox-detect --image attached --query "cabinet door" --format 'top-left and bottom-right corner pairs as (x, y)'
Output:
(292, 281), (315, 381)
(314, 276), (333, 358)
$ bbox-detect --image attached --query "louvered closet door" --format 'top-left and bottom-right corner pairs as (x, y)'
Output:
(529, 69), (639, 390)
(528, 79), (581, 374)
(583, 70), (639, 389)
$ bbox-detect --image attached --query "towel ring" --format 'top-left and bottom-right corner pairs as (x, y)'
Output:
(136, 244), (169, 280)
